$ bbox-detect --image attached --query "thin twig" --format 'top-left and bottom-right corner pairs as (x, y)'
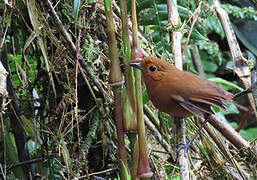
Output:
(78, 64), (100, 108)
(199, 119), (249, 179)
(75, 26), (82, 152)
(144, 115), (173, 159)
(208, 114), (257, 159)
(6, 154), (57, 171)
(236, 107), (253, 132)
(78, 168), (116, 179)
(182, 2), (202, 56)
(190, 45), (205, 77)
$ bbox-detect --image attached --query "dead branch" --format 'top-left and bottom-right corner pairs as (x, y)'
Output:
(213, 0), (256, 118)
(208, 114), (257, 160)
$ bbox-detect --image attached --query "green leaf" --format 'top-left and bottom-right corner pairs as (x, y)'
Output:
(202, 60), (218, 72)
(209, 77), (244, 91)
(105, 0), (111, 11)
(189, 28), (209, 41)
(222, 103), (239, 115)
(239, 128), (257, 141)
(143, 90), (149, 105)
(121, 161), (131, 180)
(73, 0), (80, 23)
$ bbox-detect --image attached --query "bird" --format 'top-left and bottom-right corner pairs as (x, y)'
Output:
(130, 56), (234, 118)
(130, 56), (234, 153)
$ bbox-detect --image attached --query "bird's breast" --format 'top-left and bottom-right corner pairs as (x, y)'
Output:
(144, 78), (191, 117)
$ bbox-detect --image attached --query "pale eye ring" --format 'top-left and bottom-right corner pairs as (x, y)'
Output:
(149, 65), (157, 72)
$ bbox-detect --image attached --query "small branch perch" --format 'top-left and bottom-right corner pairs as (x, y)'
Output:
(167, 0), (190, 179)
(144, 115), (172, 156)
(174, 117), (190, 180)
(207, 115), (257, 156)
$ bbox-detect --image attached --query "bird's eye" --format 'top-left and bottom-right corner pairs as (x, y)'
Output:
(149, 66), (157, 72)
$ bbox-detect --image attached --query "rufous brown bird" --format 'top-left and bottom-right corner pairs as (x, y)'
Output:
(130, 56), (234, 152)
(130, 56), (233, 118)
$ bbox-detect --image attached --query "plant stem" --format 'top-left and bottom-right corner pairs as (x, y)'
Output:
(119, 0), (138, 131)
(131, 0), (152, 178)
(104, 0), (127, 179)
(167, 0), (190, 179)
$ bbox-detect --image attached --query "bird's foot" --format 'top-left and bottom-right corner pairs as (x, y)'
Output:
(176, 142), (190, 157)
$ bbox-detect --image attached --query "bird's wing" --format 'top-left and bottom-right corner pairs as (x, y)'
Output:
(172, 71), (231, 114)
(179, 101), (205, 118)
(189, 96), (226, 110)
(170, 94), (215, 118)
(176, 71), (233, 102)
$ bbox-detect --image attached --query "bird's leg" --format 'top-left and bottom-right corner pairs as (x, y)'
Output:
(176, 116), (209, 156)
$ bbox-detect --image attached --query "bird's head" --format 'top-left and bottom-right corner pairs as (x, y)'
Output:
(130, 56), (170, 81)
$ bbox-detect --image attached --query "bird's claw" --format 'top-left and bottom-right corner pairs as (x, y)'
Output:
(176, 143), (190, 157)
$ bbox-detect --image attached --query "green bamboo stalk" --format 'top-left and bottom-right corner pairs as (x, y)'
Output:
(104, 1), (127, 179)
(131, 0), (152, 178)
(130, 0), (140, 179)
(119, 0), (138, 178)
(128, 133), (139, 180)
(119, 0), (138, 131)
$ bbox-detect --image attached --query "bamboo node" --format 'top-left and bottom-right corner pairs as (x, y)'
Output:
(109, 79), (125, 87)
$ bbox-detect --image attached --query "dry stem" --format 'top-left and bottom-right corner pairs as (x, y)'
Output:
(213, 0), (256, 117)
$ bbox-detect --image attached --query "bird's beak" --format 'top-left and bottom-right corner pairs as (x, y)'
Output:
(130, 58), (144, 71)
